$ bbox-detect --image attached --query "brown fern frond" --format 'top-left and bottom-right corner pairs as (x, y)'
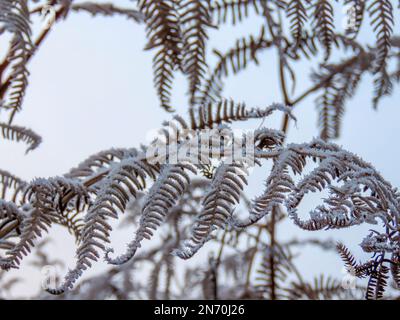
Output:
(189, 99), (295, 133)
(180, 0), (214, 105)
(139, 0), (182, 112)
(337, 242), (358, 270)
(210, 0), (261, 25)
(56, 209), (84, 242)
(285, 275), (344, 300)
(368, 0), (394, 72)
(71, 2), (144, 22)
(15, 177), (91, 246)
(317, 79), (337, 140)
(312, 0), (335, 60)
(390, 253), (400, 289)
(190, 99), (247, 130)
(0, 122), (42, 153)
(312, 53), (368, 139)
(23, 177), (91, 215)
(329, 69), (362, 137)
(148, 238), (176, 299)
(366, 262), (389, 300)
(336, 242), (373, 277)
(290, 31), (319, 60)
(368, 0), (394, 108)
(372, 68), (393, 108)
(256, 244), (293, 300)
(197, 26), (270, 105)
(287, 0), (308, 47)
(0, 199), (24, 240)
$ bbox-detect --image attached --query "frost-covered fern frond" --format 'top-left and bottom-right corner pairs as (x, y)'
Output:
(48, 152), (160, 293)
(0, 169), (27, 202)
(0, 98), (396, 299)
(1, 0), (400, 301)
(105, 162), (197, 265)
(65, 148), (133, 180)
(0, 200), (25, 256)
(0, 122), (42, 153)
(174, 162), (248, 259)
(1, 206), (52, 270)
(0, 175), (93, 270)
(189, 99), (295, 131)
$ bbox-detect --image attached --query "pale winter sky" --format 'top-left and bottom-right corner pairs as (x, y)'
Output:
(0, 0), (399, 297)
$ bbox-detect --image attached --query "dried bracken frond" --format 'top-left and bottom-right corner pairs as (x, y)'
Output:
(1, 0), (400, 301)
(2, 207), (52, 270)
(71, 2), (144, 22)
(366, 262), (389, 300)
(139, 0), (182, 111)
(189, 99), (295, 131)
(210, 0), (261, 25)
(285, 275), (346, 300)
(197, 26), (270, 105)
(286, 0), (308, 47)
(256, 244), (293, 300)
(368, 0), (394, 108)
(0, 169), (27, 202)
(337, 242), (358, 271)
(368, 0), (394, 72)
(180, 0), (213, 105)
(312, 48), (372, 139)
(65, 148), (132, 180)
(312, 0), (335, 60)
(0, 122), (42, 153)
(390, 253), (400, 289)
(148, 237), (176, 299)
(337, 243), (373, 278)
(0, 200), (24, 237)
(0, 0), (33, 123)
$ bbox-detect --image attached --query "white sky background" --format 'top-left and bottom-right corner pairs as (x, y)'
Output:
(0, 0), (399, 298)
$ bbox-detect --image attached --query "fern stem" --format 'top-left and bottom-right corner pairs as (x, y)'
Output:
(0, 219), (19, 239)
(269, 205), (277, 300)
(244, 223), (264, 293)
(215, 229), (227, 268)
